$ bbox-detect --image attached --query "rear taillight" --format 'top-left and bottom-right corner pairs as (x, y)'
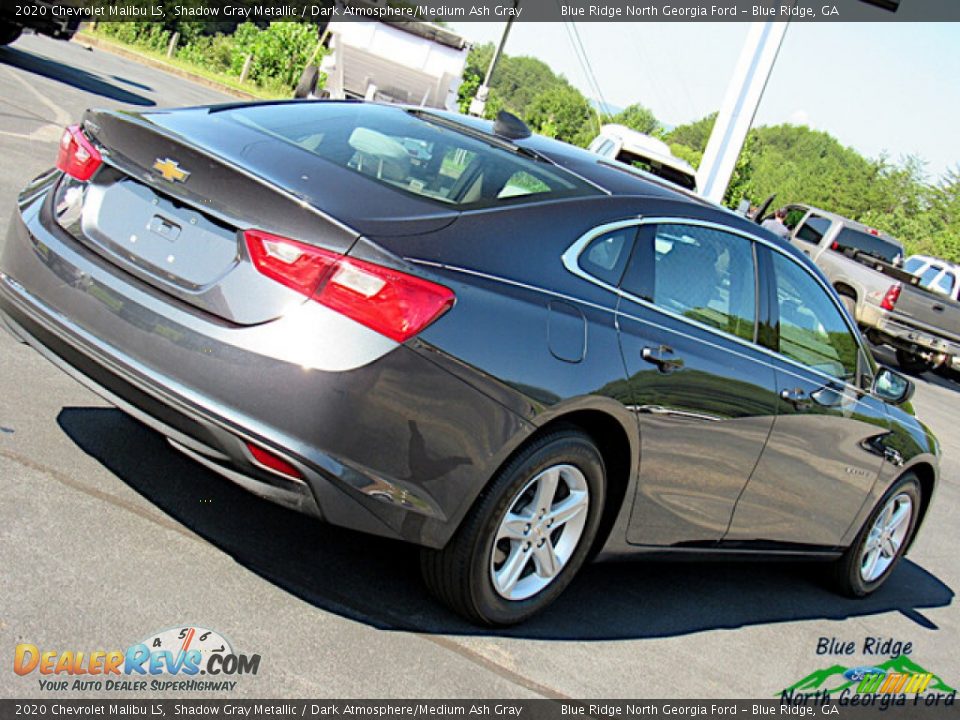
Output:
(881, 283), (901, 311)
(244, 230), (454, 343)
(56, 125), (102, 182)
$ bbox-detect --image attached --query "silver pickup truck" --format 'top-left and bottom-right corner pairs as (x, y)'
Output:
(783, 205), (959, 374)
(784, 204), (910, 313)
(862, 255), (960, 374)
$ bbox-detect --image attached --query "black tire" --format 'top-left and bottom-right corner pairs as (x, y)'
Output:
(421, 428), (605, 626)
(833, 473), (921, 597)
(294, 64), (319, 99)
(895, 348), (933, 376)
(0, 23), (23, 46)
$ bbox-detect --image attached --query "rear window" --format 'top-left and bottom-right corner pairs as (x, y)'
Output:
(832, 227), (903, 264)
(225, 102), (599, 209)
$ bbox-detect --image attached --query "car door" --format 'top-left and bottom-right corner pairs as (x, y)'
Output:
(615, 220), (779, 546)
(790, 212), (833, 260)
(724, 246), (891, 548)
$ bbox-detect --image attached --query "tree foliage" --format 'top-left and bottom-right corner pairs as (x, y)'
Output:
(608, 103), (660, 136)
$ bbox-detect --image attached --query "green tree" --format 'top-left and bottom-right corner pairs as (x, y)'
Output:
(608, 103), (660, 135)
(524, 86), (595, 145)
(666, 112), (717, 154)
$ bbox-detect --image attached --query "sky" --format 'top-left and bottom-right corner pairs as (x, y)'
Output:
(448, 21), (960, 182)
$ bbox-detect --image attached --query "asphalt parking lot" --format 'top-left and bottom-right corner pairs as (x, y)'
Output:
(0, 33), (957, 700)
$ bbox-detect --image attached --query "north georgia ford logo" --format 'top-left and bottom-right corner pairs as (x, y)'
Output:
(14, 626), (261, 692)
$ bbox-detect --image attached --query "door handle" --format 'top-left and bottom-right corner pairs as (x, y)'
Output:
(641, 344), (684, 373)
(932, 303), (945, 312)
(779, 387), (811, 409)
(810, 385), (844, 408)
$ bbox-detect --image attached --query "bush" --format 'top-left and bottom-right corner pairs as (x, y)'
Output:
(93, 21), (328, 94)
(228, 22), (322, 89)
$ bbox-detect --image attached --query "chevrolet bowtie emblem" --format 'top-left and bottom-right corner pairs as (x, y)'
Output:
(152, 158), (190, 183)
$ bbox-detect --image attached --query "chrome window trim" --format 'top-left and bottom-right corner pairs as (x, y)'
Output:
(562, 215), (879, 399)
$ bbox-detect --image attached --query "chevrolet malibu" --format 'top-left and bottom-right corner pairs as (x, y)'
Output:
(0, 101), (939, 625)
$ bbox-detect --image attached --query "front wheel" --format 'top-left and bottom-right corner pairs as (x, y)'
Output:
(421, 428), (605, 626)
(895, 348), (933, 375)
(833, 474), (921, 597)
(0, 23), (23, 46)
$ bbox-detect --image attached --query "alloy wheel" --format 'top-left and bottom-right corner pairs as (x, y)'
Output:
(489, 464), (589, 600)
(860, 492), (913, 583)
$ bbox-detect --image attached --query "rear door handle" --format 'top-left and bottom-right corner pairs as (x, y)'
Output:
(932, 303), (945, 312)
(642, 345), (684, 373)
(779, 387), (811, 409)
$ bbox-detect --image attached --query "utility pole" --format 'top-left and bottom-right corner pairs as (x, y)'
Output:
(696, 21), (789, 204)
(697, 0), (901, 205)
(468, 3), (518, 117)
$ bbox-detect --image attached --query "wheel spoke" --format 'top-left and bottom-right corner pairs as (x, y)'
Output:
(498, 512), (531, 541)
(880, 501), (896, 528)
(545, 490), (588, 529)
(862, 547), (881, 580)
(886, 503), (911, 534)
(533, 538), (561, 579)
(881, 536), (900, 559)
(495, 544), (530, 594)
(531, 468), (560, 515)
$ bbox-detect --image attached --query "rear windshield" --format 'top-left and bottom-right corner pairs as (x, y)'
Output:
(833, 227), (903, 264)
(614, 149), (697, 190)
(225, 102), (599, 209)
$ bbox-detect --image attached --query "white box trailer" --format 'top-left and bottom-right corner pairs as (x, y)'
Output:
(320, 21), (470, 111)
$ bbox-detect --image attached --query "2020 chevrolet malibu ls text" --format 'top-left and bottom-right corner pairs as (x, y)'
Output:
(0, 101), (939, 625)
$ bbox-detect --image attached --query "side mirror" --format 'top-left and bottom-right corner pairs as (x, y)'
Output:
(873, 366), (914, 405)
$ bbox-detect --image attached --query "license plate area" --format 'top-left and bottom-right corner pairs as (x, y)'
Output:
(80, 179), (239, 290)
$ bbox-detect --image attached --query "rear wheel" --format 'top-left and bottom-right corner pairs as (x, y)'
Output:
(895, 348), (933, 375)
(833, 474), (920, 597)
(0, 23), (22, 46)
(421, 428), (605, 626)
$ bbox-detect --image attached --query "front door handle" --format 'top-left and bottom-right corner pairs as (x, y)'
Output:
(642, 344), (684, 373)
(811, 385), (844, 408)
(780, 387), (811, 409)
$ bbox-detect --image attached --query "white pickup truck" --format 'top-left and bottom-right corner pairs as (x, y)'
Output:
(862, 255), (960, 374)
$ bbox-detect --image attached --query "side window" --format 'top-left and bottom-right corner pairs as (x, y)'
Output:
(595, 139), (616, 157)
(935, 271), (956, 296)
(918, 264), (944, 289)
(650, 224), (757, 341)
(578, 227), (636, 286)
(794, 215), (831, 245)
(904, 257), (927, 275)
(771, 253), (859, 380)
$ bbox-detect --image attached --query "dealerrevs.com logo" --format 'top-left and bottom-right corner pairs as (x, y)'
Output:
(14, 626), (261, 692)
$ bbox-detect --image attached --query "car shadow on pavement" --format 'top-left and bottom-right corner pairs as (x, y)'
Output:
(0, 47), (155, 106)
(58, 406), (954, 641)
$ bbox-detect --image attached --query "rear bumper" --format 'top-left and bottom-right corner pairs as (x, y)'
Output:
(865, 302), (960, 359)
(1, 189), (531, 548)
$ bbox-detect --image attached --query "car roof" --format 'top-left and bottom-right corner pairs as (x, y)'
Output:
(423, 109), (706, 201)
(420, 108), (823, 268)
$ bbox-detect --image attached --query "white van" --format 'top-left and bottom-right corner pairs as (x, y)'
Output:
(588, 124), (697, 191)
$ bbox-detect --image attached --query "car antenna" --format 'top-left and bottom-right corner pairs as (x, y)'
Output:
(493, 111), (531, 140)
